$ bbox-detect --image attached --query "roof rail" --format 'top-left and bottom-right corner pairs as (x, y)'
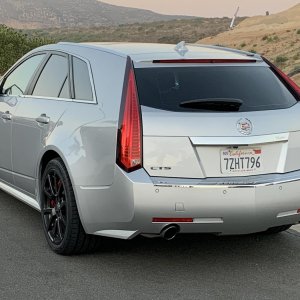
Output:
(57, 42), (77, 45)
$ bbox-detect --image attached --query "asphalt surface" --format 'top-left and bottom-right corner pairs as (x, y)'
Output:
(0, 190), (300, 300)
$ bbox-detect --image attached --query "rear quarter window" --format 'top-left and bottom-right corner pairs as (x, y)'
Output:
(134, 66), (297, 112)
(72, 57), (93, 101)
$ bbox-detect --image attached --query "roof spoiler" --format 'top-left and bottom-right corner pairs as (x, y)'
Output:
(153, 59), (257, 64)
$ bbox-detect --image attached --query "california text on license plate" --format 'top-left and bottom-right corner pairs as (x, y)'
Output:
(221, 148), (263, 174)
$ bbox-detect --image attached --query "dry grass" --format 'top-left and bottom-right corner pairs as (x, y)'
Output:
(198, 4), (300, 85)
(25, 17), (245, 45)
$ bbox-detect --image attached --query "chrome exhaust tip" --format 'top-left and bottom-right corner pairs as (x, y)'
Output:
(160, 225), (180, 241)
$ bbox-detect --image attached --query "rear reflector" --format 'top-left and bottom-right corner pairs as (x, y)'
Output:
(117, 68), (142, 172)
(153, 59), (257, 64)
(152, 218), (194, 223)
(263, 57), (300, 98)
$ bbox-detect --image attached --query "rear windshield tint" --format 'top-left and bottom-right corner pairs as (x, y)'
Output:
(134, 66), (297, 112)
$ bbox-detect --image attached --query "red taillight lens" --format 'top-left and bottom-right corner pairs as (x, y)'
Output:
(263, 57), (300, 98)
(117, 68), (142, 172)
(275, 67), (300, 95)
(152, 218), (194, 223)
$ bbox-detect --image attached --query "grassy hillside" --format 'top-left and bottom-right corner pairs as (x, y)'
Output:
(0, 0), (192, 29)
(25, 17), (245, 44)
(198, 4), (300, 85)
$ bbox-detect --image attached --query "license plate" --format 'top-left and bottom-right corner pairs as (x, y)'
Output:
(221, 148), (263, 174)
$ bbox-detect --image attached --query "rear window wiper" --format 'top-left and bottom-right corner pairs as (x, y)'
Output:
(179, 98), (243, 111)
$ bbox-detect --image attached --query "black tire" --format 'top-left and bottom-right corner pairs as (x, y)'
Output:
(264, 224), (292, 234)
(40, 158), (100, 255)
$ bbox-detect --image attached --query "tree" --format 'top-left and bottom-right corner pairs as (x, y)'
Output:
(0, 25), (52, 74)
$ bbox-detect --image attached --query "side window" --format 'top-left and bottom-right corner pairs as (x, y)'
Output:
(33, 54), (70, 98)
(73, 57), (93, 101)
(3, 54), (45, 96)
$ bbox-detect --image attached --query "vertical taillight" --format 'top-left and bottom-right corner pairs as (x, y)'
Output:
(117, 67), (142, 172)
(263, 57), (300, 98)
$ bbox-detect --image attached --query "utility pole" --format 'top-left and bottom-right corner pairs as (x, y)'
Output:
(230, 6), (240, 29)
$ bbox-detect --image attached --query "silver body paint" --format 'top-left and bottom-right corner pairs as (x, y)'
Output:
(0, 42), (299, 238)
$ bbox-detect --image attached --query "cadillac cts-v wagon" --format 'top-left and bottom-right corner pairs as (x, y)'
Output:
(1, 42), (300, 254)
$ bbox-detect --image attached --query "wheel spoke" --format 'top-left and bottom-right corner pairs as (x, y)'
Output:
(43, 184), (52, 199)
(47, 174), (55, 197)
(60, 199), (66, 209)
(57, 218), (63, 240)
(56, 180), (63, 197)
(60, 216), (66, 227)
(47, 215), (56, 232)
(53, 174), (59, 196)
(43, 208), (53, 215)
(50, 219), (58, 238)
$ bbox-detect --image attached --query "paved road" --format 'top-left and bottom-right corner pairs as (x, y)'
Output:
(0, 190), (300, 300)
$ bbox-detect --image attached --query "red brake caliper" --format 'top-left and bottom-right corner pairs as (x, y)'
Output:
(50, 199), (56, 208)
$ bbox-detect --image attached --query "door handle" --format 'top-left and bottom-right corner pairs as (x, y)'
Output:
(36, 114), (50, 124)
(2, 111), (12, 121)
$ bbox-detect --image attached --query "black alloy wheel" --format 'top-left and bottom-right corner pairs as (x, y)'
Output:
(41, 158), (100, 255)
(42, 169), (67, 245)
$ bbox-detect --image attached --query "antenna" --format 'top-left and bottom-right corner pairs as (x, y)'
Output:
(230, 6), (240, 29)
(174, 41), (189, 56)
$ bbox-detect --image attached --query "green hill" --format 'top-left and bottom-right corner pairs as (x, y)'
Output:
(25, 17), (245, 44)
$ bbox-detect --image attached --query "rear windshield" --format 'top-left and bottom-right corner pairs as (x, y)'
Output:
(134, 66), (297, 112)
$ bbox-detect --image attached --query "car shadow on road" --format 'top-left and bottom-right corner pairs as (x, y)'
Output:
(1, 190), (299, 263)
(2, 191), (300, 299)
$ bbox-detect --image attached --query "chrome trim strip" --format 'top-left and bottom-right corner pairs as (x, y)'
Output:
(277, 210), (299, 218)
(79, 185), (111, 190)
(0, 181), (40, 211)
(152, 170), (300, 189)
(190, 133), (289, 146)
(23, 95), (97, 104)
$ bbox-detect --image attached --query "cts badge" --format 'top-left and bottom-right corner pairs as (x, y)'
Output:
(237, 118), (253, 135)
(150, 167), (172, 171)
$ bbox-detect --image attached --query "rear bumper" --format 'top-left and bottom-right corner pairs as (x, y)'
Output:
(75, 168), (300, 238)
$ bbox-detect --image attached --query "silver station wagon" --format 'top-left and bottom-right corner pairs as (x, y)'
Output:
(1, 42), (300, 254)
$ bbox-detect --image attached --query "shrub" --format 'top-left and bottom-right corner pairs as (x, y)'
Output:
(293, 53), (300, 60)
(240, 42), (246, 48)
(263, 35), (279, 43)
(275, 55), (288, 64)
(297, 29), (300, 34)
(0, 24), (52, 74)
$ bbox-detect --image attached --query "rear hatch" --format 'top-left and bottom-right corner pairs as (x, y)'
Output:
(134, 61), (300, 178)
